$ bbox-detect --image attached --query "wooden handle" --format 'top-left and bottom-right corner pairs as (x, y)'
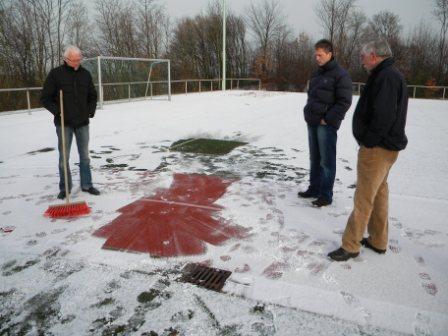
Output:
(60, 90), (70, 204)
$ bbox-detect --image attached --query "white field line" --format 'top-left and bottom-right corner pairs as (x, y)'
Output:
(140, 198), (222, 211)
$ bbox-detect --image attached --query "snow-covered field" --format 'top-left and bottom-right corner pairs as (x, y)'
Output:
(0, 91), (447, 335)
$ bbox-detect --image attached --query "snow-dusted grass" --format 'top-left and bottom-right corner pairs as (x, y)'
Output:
(0, 91), (447, 335)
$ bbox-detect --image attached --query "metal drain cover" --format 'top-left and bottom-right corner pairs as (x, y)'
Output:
(180, 263), (232, 292)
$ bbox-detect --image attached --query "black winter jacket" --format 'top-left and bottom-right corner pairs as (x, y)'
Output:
(353, 58), (408, 151)
(304, 59), (352, 129)
(41, 63), (97, 128)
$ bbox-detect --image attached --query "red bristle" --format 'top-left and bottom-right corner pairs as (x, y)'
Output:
(44, 202), (91, 218)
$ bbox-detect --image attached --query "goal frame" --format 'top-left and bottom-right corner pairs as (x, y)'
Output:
(83, 56), (171, 109)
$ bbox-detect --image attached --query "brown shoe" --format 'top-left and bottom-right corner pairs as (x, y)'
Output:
(360, 238), (386, 254)
(327, 247), (359, 261)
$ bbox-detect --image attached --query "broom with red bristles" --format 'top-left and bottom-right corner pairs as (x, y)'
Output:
(44, 90), (91, 218)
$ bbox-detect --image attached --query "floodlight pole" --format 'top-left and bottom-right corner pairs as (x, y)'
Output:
(168, 60), (172, 101)
(222, 0), (226, 91)
(97, 56), (103, 109)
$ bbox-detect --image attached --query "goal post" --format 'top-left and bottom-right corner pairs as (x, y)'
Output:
(83, 56), (171, 109)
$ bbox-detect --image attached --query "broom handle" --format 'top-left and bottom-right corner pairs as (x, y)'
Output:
(60, 90), (70, 204)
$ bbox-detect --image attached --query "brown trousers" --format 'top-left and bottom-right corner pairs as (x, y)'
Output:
(342, 146), (399, 253)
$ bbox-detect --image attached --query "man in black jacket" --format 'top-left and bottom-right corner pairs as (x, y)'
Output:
(41, 46), (100, 199)
(299, 39), (352, 207)
(328, 40), (408, 261)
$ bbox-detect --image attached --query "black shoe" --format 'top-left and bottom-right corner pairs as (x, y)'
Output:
(312, 197), (331, 207)
(298, 189), (318, 198)
(57, 191), (66, 200)
(82, 186), (100, 195)
(361, 238), (386, 254)
(328, 247), (359, 261)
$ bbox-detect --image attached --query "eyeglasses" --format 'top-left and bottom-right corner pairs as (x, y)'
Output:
(65, 57), (83, 63)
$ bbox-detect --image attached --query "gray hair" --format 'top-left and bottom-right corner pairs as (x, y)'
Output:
(63, 45), (82, 58)
(361, 40), (393, 58)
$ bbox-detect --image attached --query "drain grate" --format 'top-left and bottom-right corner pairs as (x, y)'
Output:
(180, 263), (232, 292)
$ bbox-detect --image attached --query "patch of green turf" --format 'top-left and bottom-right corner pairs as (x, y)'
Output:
(2, 259), (40, 276)
(137, 289), (159, 303)
(170, 138), (247, 155)
(91, 297), (115, 308)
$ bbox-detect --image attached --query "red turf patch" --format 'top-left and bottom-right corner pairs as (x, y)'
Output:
(94, 173), (249, 257)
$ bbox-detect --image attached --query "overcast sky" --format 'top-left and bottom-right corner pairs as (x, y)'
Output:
(161, 0), (436, 38)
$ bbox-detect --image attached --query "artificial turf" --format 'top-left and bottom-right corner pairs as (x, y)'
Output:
(170, 138), (247, 155)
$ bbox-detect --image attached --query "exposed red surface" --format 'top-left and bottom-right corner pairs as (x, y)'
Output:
(0, 226), (15, 233)
(94, 173), (248, 257)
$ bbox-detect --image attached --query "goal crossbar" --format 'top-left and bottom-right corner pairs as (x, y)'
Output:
(83, 56), (171, 108)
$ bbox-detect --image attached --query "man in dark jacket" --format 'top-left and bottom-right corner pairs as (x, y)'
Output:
(299, 39), (352, 207)
(328, 40), (408, 261)
(41, 46), (100, 199)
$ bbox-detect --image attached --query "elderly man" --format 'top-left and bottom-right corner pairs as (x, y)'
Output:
(41, 46), (99, 199)
(328, 40), (408, 261)
(299, 39), (352, 207)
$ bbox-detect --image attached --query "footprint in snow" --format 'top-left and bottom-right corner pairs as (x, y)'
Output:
(421, 282), (438, 296)
(391, 220), (403, 229)
(341, 291), (358, 306)
(340, 291), (372, 324)
(415, 259), (438, 297)
(262, 261), (289, 279)
(51, 228), (67, 234)
(414, 255), (425, 266)
(389, 239), (401, 254)
(414, 312), (433, 336)
(306, 261), (329, 276)
(340, 263), (351, 270)
(234, 264), (250, 273)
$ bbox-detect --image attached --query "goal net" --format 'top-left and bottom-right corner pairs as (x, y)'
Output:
(82, 56), (171, 108)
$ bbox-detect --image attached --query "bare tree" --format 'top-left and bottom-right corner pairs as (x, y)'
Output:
(292, 32), (315, 90)
(95, 0), (138, 56)
(168, 2), (248, 80)
(1, 0), (40, 85)
(314, 0), (356, 45)
(227, 13), (249, 77)
(340, 9), (366, 70)
(31, 0), (73, 68)
(0, 2), (5, 83)
(315, 0), (366, 71)
(314, 0), (361, 70)
(0, 0), (74, 85)
(271, 25), (292, 88)
(433, 0), (448, 83)
(368, 11), (402, 42)
(246, 0), (286, 82)
(66, 2), (94, 54)
(136, 0), (170, 58)
(406, 22), (438, 84)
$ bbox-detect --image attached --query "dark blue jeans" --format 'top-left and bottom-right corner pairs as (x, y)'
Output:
(56, 125), (92, 192)
(307, 124), (337, 202)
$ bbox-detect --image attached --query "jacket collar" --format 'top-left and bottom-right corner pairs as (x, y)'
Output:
(318, 58), (337, 73)
(370, 57), (394, 76)
(63, 61), (81, 72)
